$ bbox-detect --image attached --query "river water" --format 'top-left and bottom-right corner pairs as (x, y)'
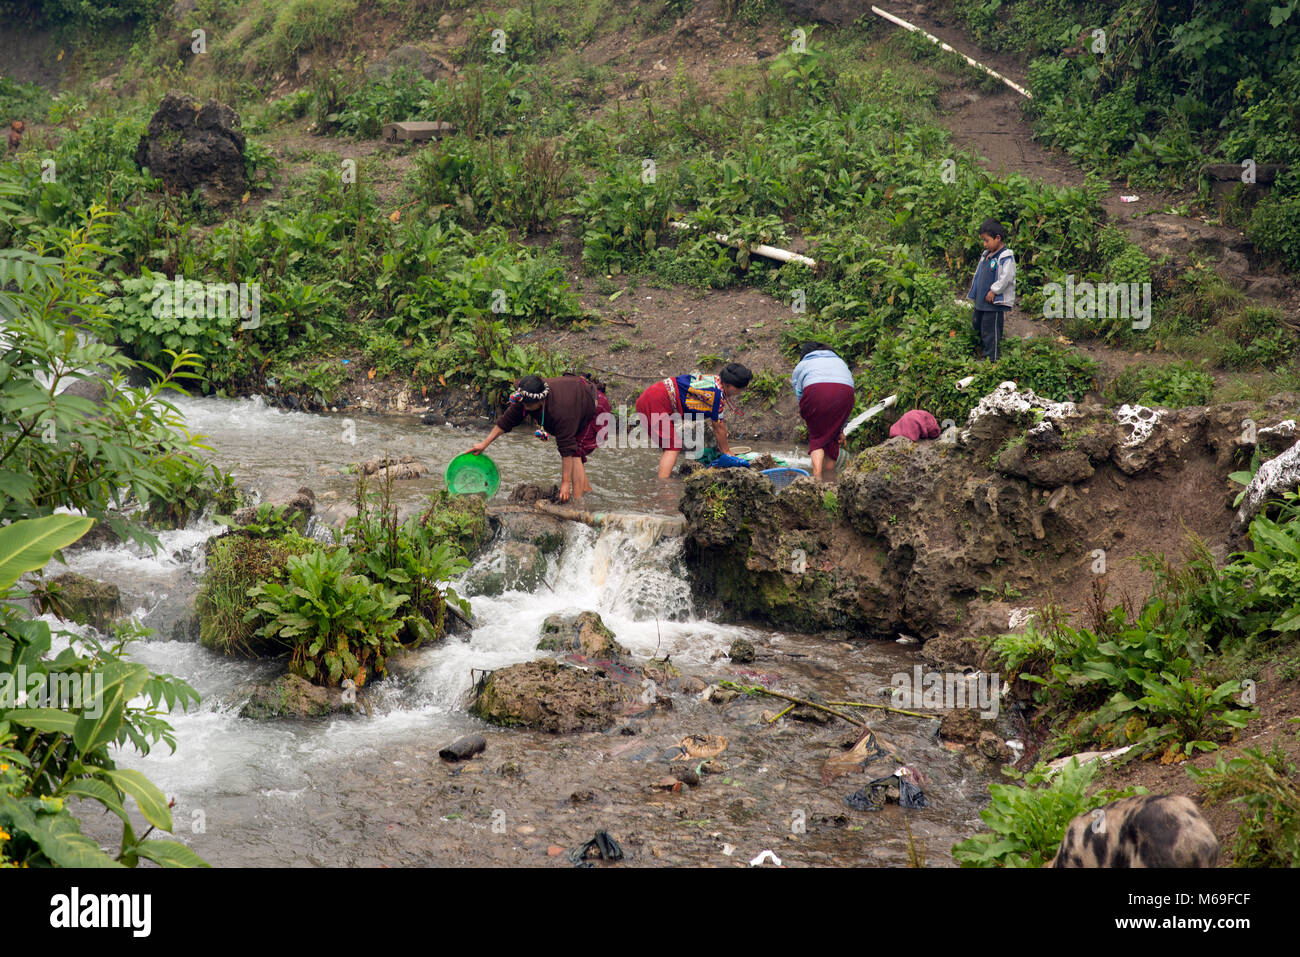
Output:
(61, 396), (998, 867)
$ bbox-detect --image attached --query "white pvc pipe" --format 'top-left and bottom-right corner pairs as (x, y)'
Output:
(669, 220), (817, 269)
(843, 394), (898, 437)
(870, 5), (1033, 100)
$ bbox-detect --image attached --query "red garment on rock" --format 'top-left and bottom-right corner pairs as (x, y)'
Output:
(799, 382), (855, 459)
(888, 409), (941, 441)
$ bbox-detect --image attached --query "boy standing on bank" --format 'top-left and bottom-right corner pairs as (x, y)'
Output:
(966, 218), (1016, 362)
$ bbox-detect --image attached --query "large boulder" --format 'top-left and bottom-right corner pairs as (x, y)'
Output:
(492, 508), (568, 554)
(462, 541), (549, 596)
(681, 468), (892, 633)
(135, 92), (247, 206)
(230, 487), (315, 531)
(470, 658), (645, 733)
(681, 382), (1300, 642)
(240, 673), (356, 719)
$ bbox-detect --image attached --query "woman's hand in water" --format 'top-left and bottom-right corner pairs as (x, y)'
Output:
(466, 440), (489, 455)
(558, 480), (572, 503)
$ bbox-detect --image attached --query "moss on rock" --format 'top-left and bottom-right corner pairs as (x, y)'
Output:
(537, 610), (625, 657)
(197, 532), (316, 656)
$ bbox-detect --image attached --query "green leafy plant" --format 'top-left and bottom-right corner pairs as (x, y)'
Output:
(741, 369), (785, 407)
(196, 533), (317, 657)
(1190, 728), (1300, 867)
(246, 547), (406, 686)
(952, 757), (1145, 867)
(0, 515), (205, 868)
(341, 471), (472, 645)
(1106, 360), (1215, 409)
(0, 210), (215, 549)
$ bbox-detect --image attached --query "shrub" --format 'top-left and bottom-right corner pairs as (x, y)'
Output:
(1, 515), (205, 868)
(1190, 734), (1300, 867)
(1248, 189), (1300, 272)
(952, 758), (1145, 867)
(0, 212), (215, 549)
(323, 67), (436, 139)
(1221, 491), (1300, 648)
(1106, 360), (1215, 408)
(342, 475), (473, 645)
(101, 269), (240, 379)
(1007, 552), (1260, 759)
(573, 166), (679, 274)
(410, 134), (578, 233)
(247, 547), (407, 686)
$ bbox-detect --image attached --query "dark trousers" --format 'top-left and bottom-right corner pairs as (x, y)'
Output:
(972, 307), (1006, 361)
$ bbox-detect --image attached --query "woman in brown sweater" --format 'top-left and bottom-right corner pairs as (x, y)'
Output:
(464, 374), (600, 503)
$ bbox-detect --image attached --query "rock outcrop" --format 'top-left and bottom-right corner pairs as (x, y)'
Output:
(537, 611), (626, 658)
(46, 573), (121, 632)
(680, 384), (1300, 649)
(462, 541), (549, 596)
(239, 673), (356, 719)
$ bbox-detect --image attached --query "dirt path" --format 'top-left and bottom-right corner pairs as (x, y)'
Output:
(872, 2), (1300, 388)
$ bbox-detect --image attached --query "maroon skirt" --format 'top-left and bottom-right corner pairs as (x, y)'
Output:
(800, 382), (855, 459)
(576, 390), (612, 462)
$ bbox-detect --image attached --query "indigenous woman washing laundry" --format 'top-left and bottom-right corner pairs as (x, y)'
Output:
(791, 342), (855, 481)
(634, 363), (752, 479)
(465, 373), (600, 503)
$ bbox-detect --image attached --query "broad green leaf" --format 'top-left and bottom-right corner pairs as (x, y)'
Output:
(73, 659), (149, 754)
(0, 794), (122, 867)
(0, 514), (95, 591)
(6, 707), (80, 735)
(64, 778), (132, 826)
(99, 767), (173, 831)
(134, 839), (210, 868)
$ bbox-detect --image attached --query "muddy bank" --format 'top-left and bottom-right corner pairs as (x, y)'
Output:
(681, 384), (1300, 660)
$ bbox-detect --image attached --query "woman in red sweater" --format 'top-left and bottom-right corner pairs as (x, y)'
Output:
(634, 363), (752, 479)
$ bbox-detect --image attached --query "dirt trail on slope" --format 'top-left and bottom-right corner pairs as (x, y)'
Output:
(871, 2), (1300, 386)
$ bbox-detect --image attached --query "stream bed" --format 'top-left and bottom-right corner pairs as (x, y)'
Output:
(64, 396), (998, 866)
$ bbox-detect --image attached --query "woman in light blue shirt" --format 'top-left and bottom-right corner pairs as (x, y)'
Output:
(791, 342), (855, 481)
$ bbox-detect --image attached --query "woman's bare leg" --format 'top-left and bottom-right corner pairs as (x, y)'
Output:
(810, 448), (826, 481)
(573, 460), (592, 498)
(657, 449), (680, 479)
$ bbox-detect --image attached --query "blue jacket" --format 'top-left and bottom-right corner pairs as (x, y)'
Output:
(791, 350), (854, 400)
(967, 246), (1016, 309)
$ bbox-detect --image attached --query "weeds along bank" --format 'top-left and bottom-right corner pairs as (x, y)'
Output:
(6, 1), (1296, 436)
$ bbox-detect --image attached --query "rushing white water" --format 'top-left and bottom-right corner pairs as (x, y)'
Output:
(37, 397), (815, 845)
(67, 508), (755, 800)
